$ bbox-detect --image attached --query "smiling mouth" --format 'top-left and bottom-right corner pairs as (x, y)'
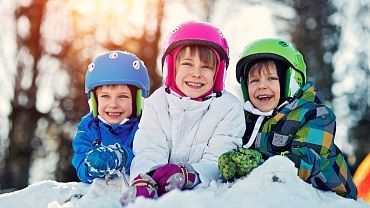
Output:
(256, 95), (273, 101)
(185, 81), (204, 88)
(107, 112), (122, 117)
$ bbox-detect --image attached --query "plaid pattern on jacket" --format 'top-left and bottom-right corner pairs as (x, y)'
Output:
(253, 81), (357, 199)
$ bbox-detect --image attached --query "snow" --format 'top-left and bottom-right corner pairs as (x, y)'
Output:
(0, 156), (368, 208)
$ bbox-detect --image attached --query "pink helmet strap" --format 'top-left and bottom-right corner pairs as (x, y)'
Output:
(212, 48), (225, 94)
(165, 46), (186, 97)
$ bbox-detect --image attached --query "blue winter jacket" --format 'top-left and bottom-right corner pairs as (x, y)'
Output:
(72, 112), (138, 183)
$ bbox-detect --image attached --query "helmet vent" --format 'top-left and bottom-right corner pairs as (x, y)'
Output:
(132, 60), (140, 70)
(109, 51), (119, 59)
(278, 41), (289, 47)
(88, 63), (95, 72)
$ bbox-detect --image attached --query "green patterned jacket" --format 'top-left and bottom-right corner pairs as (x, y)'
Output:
(252, 81), (357, 199)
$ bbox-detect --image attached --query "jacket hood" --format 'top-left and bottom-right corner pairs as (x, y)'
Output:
(281, 81), (325, 112)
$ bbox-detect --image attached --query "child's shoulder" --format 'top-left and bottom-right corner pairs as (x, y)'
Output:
(220, 90), (242, 102)
(210, 90), (243, 110)
(143, 86), (167, 106)
(148, 86), (166, 98)
(213, 90), (243, 105)
(76, 112), (94, 128)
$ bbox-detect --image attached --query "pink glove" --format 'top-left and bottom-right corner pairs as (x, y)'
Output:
(151, 163), (197, 196)
(119, 174), (158, 207)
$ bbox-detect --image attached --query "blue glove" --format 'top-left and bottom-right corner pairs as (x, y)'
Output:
(84, 143), (127, 178)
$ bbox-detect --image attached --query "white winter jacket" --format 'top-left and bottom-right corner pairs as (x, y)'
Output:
(130, 87), (245, 186)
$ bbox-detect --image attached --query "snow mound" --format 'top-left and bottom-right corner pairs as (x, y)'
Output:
(0, 156), (368, 208)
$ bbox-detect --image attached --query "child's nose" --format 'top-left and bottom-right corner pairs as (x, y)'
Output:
(109, 99), (119, 107)
(258, 80), (268, 88)
(191, 67), (202, 77)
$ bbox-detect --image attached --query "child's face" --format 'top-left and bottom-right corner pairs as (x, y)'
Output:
(175, 48), (216, 99)
(247, 64), (280, 112)
(95, 84), (132, 124)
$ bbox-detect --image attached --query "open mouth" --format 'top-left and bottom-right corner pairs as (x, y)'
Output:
(185, 81), (204, 88)
(107, 112), (122, 117)
(256, 94), (273, 101)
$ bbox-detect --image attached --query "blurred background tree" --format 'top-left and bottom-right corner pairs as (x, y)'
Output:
(1, 0), (49, 191)
(281, 0), (339, 102)
(0, 0), (368, 192)
(332, 0), (370, 172)
(0, 0), (165, 191)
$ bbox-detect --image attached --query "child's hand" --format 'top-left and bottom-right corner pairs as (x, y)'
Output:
(151, 163), (197, 196)
(120, 174), (158, 207)
(218, 148), (263, 181)
(84, 143), (127, 178)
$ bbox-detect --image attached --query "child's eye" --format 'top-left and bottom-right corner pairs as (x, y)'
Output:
(248, 79), (258, 84)
(181, 61), (192, 67)
(268, 76), (279, 81)
(202, 65), (213, 71)
(119, 95), (130, 99)
(100, 94), (109, 99)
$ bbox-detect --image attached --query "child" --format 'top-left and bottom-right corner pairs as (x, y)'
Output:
(72, 51), (150, 183)
(218, 38), (357, 199)
(120, 21), (245, 206)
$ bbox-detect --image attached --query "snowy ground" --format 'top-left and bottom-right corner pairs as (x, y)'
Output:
(0, 156), (368, 208)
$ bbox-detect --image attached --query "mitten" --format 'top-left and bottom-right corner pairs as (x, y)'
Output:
(218, 150), (237, 181)
(119, 174), (158, 207)
(85, 143), (127, 178)
(218, 148), (263, 181)
(151, 163), (197, 196)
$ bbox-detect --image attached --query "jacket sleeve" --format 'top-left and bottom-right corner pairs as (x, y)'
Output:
(71, 115), (96, 183)
(120, 145), (134, 173)
(191, 96), (245, 186)
(130, 101), (170, 181)
(286, 105), (335, 179)
(287, 106), (357, 199)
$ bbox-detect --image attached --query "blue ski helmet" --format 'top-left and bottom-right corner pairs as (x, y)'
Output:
(85, 51), (150, 117)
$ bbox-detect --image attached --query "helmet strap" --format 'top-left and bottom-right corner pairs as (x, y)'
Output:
(89, 91), (98, 118)
(136, 89), (143, 117)
(285, 67), (303, 98)
(240, 77), (249, 102)
(275, 61), (287, 104)
(210, 47), (224, 94)
(165, 46), (183, 88)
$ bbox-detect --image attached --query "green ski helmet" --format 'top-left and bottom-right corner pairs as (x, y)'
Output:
(236, 38), (307, 102)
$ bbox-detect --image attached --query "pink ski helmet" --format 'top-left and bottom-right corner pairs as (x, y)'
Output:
(161, 21), (229, 97)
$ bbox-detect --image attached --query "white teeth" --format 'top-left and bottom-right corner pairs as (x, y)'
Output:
(108, 112), (121, 116)
(257, 95), (271, 99)
(186, 82), (203, 87)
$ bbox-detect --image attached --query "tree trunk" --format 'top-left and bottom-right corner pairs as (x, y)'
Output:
(289, 0), (338, 102)
(1, 107), (42, 189)
(0, 0), (47, 190)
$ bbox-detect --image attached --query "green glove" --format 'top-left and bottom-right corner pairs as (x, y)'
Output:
(218, 148), (263, 181)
